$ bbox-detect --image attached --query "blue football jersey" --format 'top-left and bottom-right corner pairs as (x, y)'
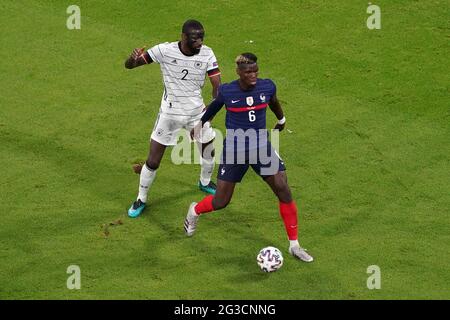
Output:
(217, 79), (276, 130)
(201, 78), (277, 152)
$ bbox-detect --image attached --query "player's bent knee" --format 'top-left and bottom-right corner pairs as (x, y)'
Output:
(212, 198), (230, 210)
(145, 160), (160, 171)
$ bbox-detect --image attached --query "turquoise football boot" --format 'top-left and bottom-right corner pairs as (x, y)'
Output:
(198, 181), (217, 195)
(128, 199), (146, 218)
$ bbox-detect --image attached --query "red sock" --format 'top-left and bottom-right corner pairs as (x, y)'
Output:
(194, 195), (215, 215)
(279, 201), (298, 241)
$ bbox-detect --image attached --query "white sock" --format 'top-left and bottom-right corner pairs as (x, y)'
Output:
(137, 164), (156, 203)
(199, 157), (215, 186)
(289, 240), (300, 249)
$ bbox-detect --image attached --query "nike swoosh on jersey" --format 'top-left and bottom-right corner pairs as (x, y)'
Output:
(231, 100), (240, 103)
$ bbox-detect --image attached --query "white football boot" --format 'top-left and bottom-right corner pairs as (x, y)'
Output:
(289, 246), (314, 263)
(184, 202), (199, 237)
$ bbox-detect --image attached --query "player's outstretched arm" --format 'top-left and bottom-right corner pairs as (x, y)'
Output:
(124, 48), (153, 69)
(269, 94), (286, 131)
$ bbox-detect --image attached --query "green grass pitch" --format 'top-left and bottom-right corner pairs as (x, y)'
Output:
(0, 0), (449, 299)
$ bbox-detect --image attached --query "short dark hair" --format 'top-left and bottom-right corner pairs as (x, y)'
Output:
(235, 53), (258, 67)
(182, 20), (204, 33)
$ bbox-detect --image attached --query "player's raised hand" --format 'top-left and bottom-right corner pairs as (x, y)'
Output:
(125, 47), (150, 69)
(131, 48), (145, 60)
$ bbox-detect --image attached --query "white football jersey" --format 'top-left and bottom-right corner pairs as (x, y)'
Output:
(147, 42), (219, 116)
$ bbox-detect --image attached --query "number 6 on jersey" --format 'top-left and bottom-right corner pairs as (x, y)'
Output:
(248, 110), (256, 122)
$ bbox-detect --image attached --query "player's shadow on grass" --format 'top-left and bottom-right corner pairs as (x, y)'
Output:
(145, 188), (197, 213)
(133, 176), (209, 235)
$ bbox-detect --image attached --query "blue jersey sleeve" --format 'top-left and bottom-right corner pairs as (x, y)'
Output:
(201, 86), (225, 123)
(270, 79), (277, 96)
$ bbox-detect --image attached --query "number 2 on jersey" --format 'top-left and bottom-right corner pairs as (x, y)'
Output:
(181, 69), (188, 80)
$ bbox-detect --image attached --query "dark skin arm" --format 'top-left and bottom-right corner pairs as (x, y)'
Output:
(125, 48), (152, 69)
(203, 72), (221, 124)
(209, 73), (221, 99)
(268, 93), (285, 131)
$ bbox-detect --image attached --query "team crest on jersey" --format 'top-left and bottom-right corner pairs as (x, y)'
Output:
(246, 96), (254, 106)
(260, 93), (266, 102)
(194, 61), (203, 69)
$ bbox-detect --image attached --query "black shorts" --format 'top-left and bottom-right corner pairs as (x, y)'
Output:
(217, 142), (286, 183)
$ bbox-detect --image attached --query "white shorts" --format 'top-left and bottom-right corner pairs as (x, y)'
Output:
(150, 111), (216, 146)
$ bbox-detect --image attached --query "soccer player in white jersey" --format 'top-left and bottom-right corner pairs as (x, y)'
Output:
(124, 20), (221, 218)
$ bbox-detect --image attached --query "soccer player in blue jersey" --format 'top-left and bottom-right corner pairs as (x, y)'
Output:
(184, 53), (313, 262)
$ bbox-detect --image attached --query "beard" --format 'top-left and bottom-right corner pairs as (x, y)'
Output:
(187, 42), (201, 55)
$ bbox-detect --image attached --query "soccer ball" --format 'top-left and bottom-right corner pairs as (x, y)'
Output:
(257, 246), (284, 272)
